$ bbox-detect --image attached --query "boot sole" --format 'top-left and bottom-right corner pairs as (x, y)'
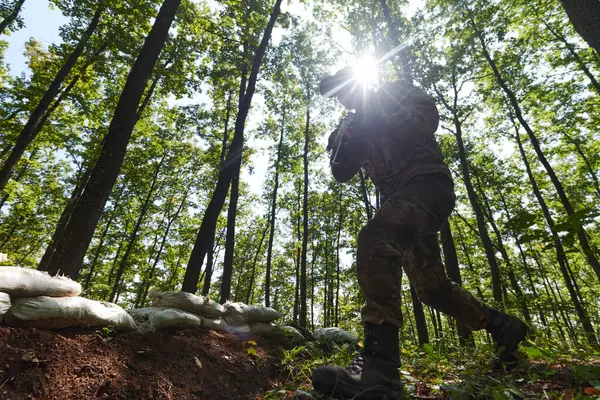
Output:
(312, 368), (404, 399)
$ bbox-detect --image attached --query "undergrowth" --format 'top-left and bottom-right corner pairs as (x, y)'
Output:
(265, 335), (600, 399)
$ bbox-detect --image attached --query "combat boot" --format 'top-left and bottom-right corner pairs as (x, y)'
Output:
(485, 308), (529, 371)
(311, 322), (404, 399)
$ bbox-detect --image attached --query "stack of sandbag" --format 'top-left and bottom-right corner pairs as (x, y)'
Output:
(128, 307), (202, 332)
(0, 292), (10, 324)
(125, 289), (225, 332)
(0, 266), (136, 331)
(313, 327), (358, 348)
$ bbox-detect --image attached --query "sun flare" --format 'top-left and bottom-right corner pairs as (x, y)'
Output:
(353, 56), (379, 86)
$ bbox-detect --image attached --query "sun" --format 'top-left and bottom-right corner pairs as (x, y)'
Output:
(353, 56), (379, 86)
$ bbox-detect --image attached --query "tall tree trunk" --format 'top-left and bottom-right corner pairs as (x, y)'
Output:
(514, 129), (597, 346)
(81, 187), (124, 292)
(410, 284), (429, 345)
(432, 73), (503, 307)
(470, 14), (600, 284)
(38, 166), (93, 271)
(202, 228), (224, 296)
(245, 222), (268, 304)
(358, 169), (373, 219)
(440, 222), (474, 344)
(108, 155), (164, 302)
(182, 0), (283, 293)
(473, 173), (532, 324)
(219, 50), (250, 304)
(542, 19), (600, 96)
(265, 105), (285, 307)
(558, 0), (600, 56)
(0, 5), (102, 193)
(46, 0), (180, 279)
(293, 183), (301, 324)
(0, 0), (25, 35)
(562, 132), (600, 200)
(299, 79), (310, 329)
(335, 190), (342, 327)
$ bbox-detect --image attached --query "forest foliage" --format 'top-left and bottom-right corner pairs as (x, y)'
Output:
(0, 0), (600, 362)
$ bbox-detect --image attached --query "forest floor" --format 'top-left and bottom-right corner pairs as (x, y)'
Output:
(0, 327), (599, 399)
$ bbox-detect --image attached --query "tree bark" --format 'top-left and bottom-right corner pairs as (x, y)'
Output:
(559, 0), (600, 56)
(46, 0), (180, 279)
(0, 0), (25, 36)
(0, 5), (102, 193)
(182, 0), (283, 293)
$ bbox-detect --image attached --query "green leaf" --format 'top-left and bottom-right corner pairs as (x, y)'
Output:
(422, 343), (435, 357)
(247, 346), (258, 357)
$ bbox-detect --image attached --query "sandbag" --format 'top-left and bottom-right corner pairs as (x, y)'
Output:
(313, 327), (358, 345)
(247, 323), (304, 345)
(5, 296), (136, 330)
(202, 317), (227, 332)
(0, 292), (10, 324)
(223, 302), (282, 325)
(128, 307), (202, 332)
(148, 289), (225, 318)
(0, 266), (81, 297)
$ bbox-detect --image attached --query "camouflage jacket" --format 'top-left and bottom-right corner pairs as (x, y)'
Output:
(330, 80), (452, 197)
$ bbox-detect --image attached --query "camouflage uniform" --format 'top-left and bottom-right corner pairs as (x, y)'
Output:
(333, 80), (490, 331)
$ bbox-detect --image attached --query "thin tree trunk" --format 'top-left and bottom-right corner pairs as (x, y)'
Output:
(0, 5), (102, 193)
(410, 284), (429, 345)
(470, 14), (600, 284)
(202, 228), (224, 295)
(514, 128), (597, 346)
(432, 73), (503, 307)
(245, 222), (268, 304)
(265, 105), (285, 307)
(182, 0), (283, 293)
(440, 222), (474, 344)
(562, 132), (600, 200)
(542, 19), (600, 95)
(138, 189), (187, 307)
(358, 169), (373, 219)
(473, 173), (532, 323)
(335, 190), (342, 327)
(0, 0), (25, 35)
(47, 0), (181, 279)
(108, 155), (164, 302)
(82, 188), (123, 292)
(299, 79), (310, 329)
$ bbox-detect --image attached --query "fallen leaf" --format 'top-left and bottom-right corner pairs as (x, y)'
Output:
(194, 357), (202, 369)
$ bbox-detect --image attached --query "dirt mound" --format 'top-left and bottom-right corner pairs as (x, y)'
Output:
(0, 327), (286, 399)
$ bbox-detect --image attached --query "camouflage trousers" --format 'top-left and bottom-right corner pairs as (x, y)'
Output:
(357, 173), (491, 330)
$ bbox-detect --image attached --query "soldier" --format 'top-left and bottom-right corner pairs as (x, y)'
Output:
(310, 67), (529, 399)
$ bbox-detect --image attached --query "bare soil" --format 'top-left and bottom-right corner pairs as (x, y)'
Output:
(0, 327), (285, 400)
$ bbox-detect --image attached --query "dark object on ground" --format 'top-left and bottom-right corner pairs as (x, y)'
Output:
(311, 323), (404, 399)
(486, 308), (529, 370)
